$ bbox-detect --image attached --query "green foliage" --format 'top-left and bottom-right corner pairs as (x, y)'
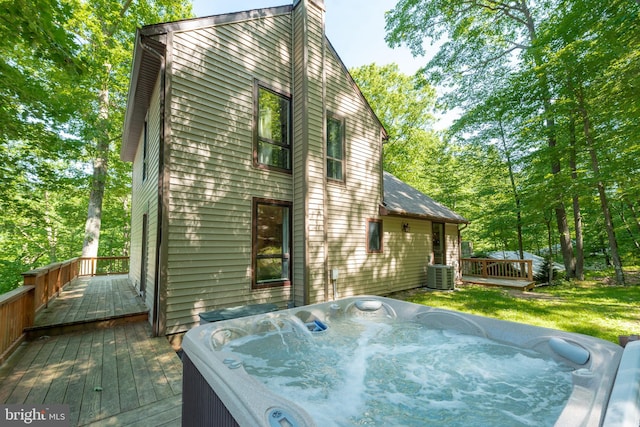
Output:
(398, 280), (640, 343)
(350, 63), (459, 205)
(0, 0), (192, 294)
(385, 0), (640, 271)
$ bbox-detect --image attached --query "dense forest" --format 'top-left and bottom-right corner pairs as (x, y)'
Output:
(0, 0), (193, 293)
(363, 0), (639, 284)
(1, 0), (638, 293)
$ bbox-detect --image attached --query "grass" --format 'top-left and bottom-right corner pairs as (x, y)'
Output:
(391, 269), (640, 344)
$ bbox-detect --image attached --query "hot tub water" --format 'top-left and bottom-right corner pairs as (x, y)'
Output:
(182, 296), (627, 427)
(221, 315), (574, 426)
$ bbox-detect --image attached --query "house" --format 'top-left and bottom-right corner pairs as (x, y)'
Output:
(121, 0), (468, 337)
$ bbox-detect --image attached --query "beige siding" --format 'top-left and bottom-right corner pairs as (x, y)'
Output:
(292, 0), (327, 306)
(302, 0), (327, 305)
(164, 13), (294, 334)
(292, 3), (307, 307)
(324, 43), (387, 297)
(128, 76), (161, 318)
(380, 218), (431, 293)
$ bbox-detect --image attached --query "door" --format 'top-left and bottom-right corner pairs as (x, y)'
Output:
(140, 214), (149, 298)
(432, 222), (445, 265)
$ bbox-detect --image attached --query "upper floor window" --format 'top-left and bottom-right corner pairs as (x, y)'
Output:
(327, 114), (344, 181)
(255, 84), (291, 172)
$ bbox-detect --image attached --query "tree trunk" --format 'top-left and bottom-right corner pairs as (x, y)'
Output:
(521, 1), (575, 277)
(568, 117), (584, 280)
(44, 191), (58, 262)
(544, 210), (555, 283)
(498, 118), (524, 259)
(618, 206), (640, 252)
(82, 83), (109, 259)
(576, 89), (625, 285)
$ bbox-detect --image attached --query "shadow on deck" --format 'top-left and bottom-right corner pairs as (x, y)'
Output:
(25, 275), (149, 340)
(0, 275), (183, 426)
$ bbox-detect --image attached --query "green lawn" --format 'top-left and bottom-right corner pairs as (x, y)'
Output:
(392, 271), (640, 344)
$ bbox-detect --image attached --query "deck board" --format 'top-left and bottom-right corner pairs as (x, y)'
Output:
(100, 327), (121, 419)
(0, 282), (183, 426)
(44, 333), (80, 405)
(0, 327), (183, 426)
(82, 394), (182, 427)
(126, 324), (158, 407)
(32, 275), (147, 329)
(114, 325), (140, 413)
(462, 275), (536, 291)
(78, 329), (104, 426)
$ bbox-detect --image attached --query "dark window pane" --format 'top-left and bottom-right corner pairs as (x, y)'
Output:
(257, 204), (283, 255)
(327, 158), (343, 180)
(368, 221), (382, 252)
(257, 87), (290, 170)
(327, 118), (343, 158)
(258, 89), (288, 143)
(254, 201), (290, 286)
(258, 141), (290, 169)
(327, 116), (344, 180)
(257, 258), (283, 282)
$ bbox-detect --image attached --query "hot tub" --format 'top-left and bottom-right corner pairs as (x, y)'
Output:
(181, 296), (630, 427)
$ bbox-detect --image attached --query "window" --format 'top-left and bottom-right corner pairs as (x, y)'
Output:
(255, 84), (291, 171)
(367, 219), (383, 253)
(253, 198), (292, 288)
(326, 114), (344, 181)
(142, 118), (148, 181)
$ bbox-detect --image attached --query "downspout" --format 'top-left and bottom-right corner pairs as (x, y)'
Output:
(140, 36), (166, 337)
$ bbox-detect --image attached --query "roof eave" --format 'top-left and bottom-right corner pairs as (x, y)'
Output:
(324, 38), (388, 140)
(121, 34), (166, 162)
(139, 5), (293, 37)
(379, 204), (470, 225)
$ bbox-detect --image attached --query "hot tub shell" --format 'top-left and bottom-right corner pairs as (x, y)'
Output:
(181, 296), (630, 427)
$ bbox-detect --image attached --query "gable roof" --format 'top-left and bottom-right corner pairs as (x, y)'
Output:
(121, 1), (387, 161)
(381, 171), (468, 224)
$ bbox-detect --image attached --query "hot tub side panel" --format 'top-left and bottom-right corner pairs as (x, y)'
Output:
(182, 353), (240, 427)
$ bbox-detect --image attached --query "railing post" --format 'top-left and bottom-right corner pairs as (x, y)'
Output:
(21, 269), (44, 311)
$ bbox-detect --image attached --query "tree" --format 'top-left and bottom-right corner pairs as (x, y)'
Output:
(385, 0), (578, 277)
(69, 0), (193, 258)
(385, 0), (639, 283)
(0, 0), (192, 292)
(0, 0), (86, 292)
(349, 63), (451, 198)
(539, 0), (639, 283)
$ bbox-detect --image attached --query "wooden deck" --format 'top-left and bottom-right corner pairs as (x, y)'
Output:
(462, 275), (536, 291)
(0, 276), (183, 426)
(25, 275), (149, 339)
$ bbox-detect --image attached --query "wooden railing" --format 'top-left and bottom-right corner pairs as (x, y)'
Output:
(78, 256), (130, 277)
(461, 258), (534, 282)
(0, 256), (129, 364)
(21, 258), (81, 313)
(0, 286), (35, 364)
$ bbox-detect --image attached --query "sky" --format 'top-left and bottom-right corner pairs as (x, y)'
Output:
(190, 1), (454, 127)
(191, 0), (430, 74)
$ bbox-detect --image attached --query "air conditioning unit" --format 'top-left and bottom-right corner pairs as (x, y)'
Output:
(426, 264), (455, 290)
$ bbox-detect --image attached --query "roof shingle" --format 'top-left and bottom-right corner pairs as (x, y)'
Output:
(382, 171), (468, 224)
